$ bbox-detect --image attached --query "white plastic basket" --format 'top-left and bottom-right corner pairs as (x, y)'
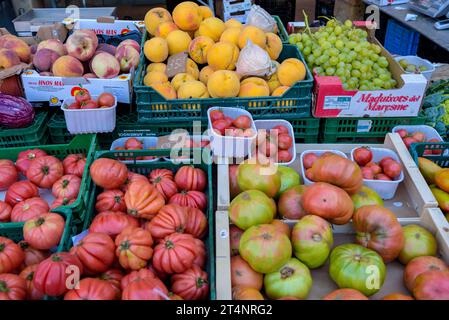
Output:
(110, 137), (160, 164)
(207, 107), (257, 158)
(394, 56), (435, 81)
(62, 95), (117, 134)
(300, 150), (347, 185)
(392, 125), (443, 142)
(350, 147), (404, 200)
(253, 119), (297, 166)
(162, 134), (211, 163)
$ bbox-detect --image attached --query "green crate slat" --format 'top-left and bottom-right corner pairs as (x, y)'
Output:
(273, 15), (289, 43)
(0, 111), (49, 147)
(79, 148), (216, 300)
(411, 142), (449, 168)
(322, 116), (427, 143)
(0, 134), (98, 224)
(134, 32), (313, 122)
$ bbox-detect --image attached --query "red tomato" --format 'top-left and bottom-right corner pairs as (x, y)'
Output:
(259, 139), (277, 157)
(0, 274), (26, 300)
(75, 88), (91, 103)
(303, 153), (318, 169)
(52, 174), (81, 200)
(97, 93), (115, 107)
(382, 160), (402, 179)
(0, 201), (11, 222)
(361, 167), (374, 180)
(375, 173), (392, 181)
(0, 236), (24, 273)
(11, 197), (49, 223)
(0, 160), (18, 191)
(278, 133), (293, 150)
(67, 102), (80, 110)
(16, 149), (47, 175)
(396, 129), (408, 138)
(403, 137), (417, 149)
(379, 157), (395, 169)
(271, 125), (289, 135)
(365, 162), (382, 175)
(209, 110), (224, 122)
(212, 119), (228, 135)
(26, 156), (63, 189)
(19, 265), (44, 300)
(124, 138), (143, 150)
(80, 100), (98, 109)
(23, 213), (65, 250)
(64, 277), (117, 300)
(19, 240), (49, 268)
(62, 154), (86, 178)
(5, 181), (39, 206)
(411, 131), (425, 142)
(232, 115), (252, 129)
(33, 252), (84, 297)
(224, 116), (234, 127)
(353, 147), (373, 166)
(278, 150), (293, 163)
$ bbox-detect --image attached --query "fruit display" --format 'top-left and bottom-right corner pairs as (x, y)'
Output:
(142, 2), (307, 100)
(289, 19), (396, 91)
(395, 128), (441, 150)
(32, 31), (140, 78)
(352, 147), (403, 181)
(64, 91), (116, 110)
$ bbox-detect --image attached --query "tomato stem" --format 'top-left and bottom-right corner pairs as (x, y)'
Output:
(280, 266), (295, 279)
(165, 240), (174, 249)
(120, 240), (130, 251)
(36, 217), (45, 226)
(62, 179), (69, 189)
(51, 254), (62, 262)
(0, 243), (4, 252)
(114, 196), (122, 204)
(196, 277), (208, 288)
(42, 166), (49, 175)
(0, 281), (8, 293)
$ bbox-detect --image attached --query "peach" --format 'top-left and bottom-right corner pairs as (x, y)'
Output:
(117, 39), (140, 53)
(166, 30), (192, 55)
(238, 26), (267, 49)
(144, 37), (168, 63)
(144, 7), (173, 36)
(115, 45), (140, 73)
(177, 80), (209, 98)
(66, 30), (98, 62)
(220, 27), (241, 46)
(199, 5), (214, 19)
(32, 48), (60, 72)
(30, 44), (38, 54)
(144, 71), (168, 86)
(198, 17), (225, 42)
(238, 77), (270, 97)
(207, 41), (239, 70)
(37, 39), (66, 56)
(155, 22), (179, 38)
(265, 33), (283, 60)
(188, 36), (214, 64)
(225, 19), (242, 29)
(152, 82), (177, 99)
(207, 70), (240, 98)
(91, 52), (120, 79)
(96, 43), (116, 56)
(267, 72), (281, 94)
(83, 73), (97, 78)
(172, 1), (202, 31)
(52, 56), (84, 77)
(277, 58), (306, 86)
(271, 85), (290, 96)
(147, 63), (166, 73)
(0, 49), (20, 69)
(199, 66), (214, 85)
(171, 72), (195, 91)
(185, 58), (199, 79)
(0, 35), (31, 62)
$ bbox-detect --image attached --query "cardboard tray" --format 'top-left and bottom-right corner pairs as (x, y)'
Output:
(216, 133), (438, 214)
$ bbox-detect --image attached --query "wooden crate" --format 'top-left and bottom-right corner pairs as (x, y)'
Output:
(215, 207), (449, 300)
(217, 133), (438, 215)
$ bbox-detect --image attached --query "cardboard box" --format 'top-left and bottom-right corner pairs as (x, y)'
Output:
(21, 70), (133, 105)
(334, 0), (364, 22)
(294, 0), (316, 21)
(223, 0), (252, 14)
(66, 18), (144, 36)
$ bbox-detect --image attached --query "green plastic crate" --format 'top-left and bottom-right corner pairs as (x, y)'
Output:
(273, 15), (289, 43)
(411, 142), (449, 167)
(0, 111), (49, 147)
(79, 148), (215, 300)
(289, 117), (320, 143)
(0, 134), (98, 224)
(322, 116), (427, 143)
(135, 36), (313, 122)
(0, 208), (76, 252)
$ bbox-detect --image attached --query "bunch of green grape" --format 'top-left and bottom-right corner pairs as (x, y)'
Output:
(289, 19), (397, 91)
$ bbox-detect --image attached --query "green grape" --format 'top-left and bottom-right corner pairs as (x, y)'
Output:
(328, 35), (337, 44)
(371, 44), (382, 54)
(314, 67), (324, 75)
(322, 61), (331, 69)
(335, 40), (344, 50)
(379, 73), (390, 81)
(344, 20), (353, 28)
(378, 57), (389, 68)
(336, 68), (345, 77)
(322, 42), (332, 50)
(328, 48), (339, 57)
(303, 46), (312, 55)
(351, 69), (362, 78)
(389, 79), (397, 88)
(352, 61), (362, 70)
(370, 53), (379, 62)
(296, 42), (304, 51)
(373, 78), (383, 87)
(302, 34), (310, 42)
(359, 84), (369, 91)
(326, 67), (336, 76)
(327, 20), (336, 27)
(337, 61), (346, 69)
(360, 64), (369, 73)
(354, 45), (362, 53)
(363, 60), (374, 67)
(329, 57), (339, 66)
(313, 48), (322, 58)
(334, 26), (343, 35)
(304, 39), (313, 48)
(289, 35), (296, 44)
(307, 55), (315, 65)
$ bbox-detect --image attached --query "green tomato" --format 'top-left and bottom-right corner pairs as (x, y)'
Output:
(276, 166), (301, 198)
(291, 215), (333, 268)
(264, 258), (312, 299)
(398, 224), (437, 264)
(351, 186), (384, 211)
(329, 244), (386, 296)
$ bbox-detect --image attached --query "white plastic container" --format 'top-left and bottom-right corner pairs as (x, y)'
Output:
(394, 56), (435, 81)
(300, 150), (347, 185)
(350, 147), (404, 200)
(253, 119), (297, 165)
(62, 95), (117, 134)
(207, 107), (257, 158)
(110, 137), (160, 164)
(392, 125), (443, 142)
(163, 135), (211, 163)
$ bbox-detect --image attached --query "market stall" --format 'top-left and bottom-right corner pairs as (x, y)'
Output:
(0, 1), (448, 302)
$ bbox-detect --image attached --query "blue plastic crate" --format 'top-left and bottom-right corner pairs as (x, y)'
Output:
(384, 19), (420, 56)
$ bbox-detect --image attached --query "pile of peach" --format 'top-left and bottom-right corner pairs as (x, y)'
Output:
(0, 35), (30, 69)
(32, 30), (140, 79)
